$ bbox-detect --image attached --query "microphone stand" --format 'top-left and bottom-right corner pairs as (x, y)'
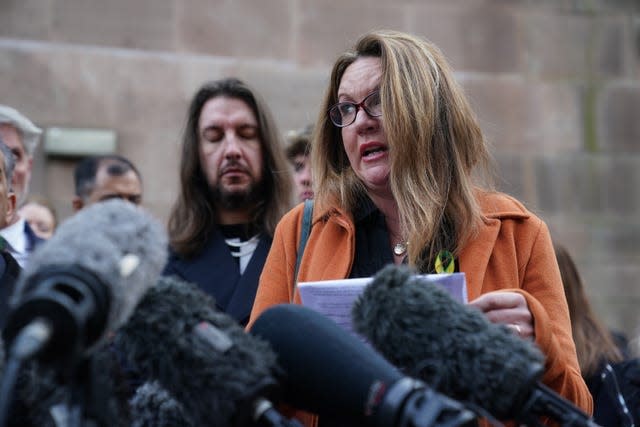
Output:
(53, 355), (114, 427)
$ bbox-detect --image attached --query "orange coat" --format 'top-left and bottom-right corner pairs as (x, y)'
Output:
(249, 191), (593, 426)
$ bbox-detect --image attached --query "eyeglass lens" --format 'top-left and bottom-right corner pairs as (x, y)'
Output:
(329, 91), (382, 127)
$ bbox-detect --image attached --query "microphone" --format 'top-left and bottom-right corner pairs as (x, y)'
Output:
(114, 275), (302, 427)
(3, 342), (130, 427)
(250, 304), (477, 427)
(129, 381), (195, 427)
(351, 265), (598, 426)
(3, 199), (168, 370)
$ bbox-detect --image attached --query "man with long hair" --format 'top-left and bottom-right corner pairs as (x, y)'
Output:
(164, 78), (292, 326)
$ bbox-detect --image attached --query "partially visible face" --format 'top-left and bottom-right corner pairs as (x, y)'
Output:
(337, 57), (389, 195)
(198, 96), (264, 209)
(0, 124), (32, 206)
(18, 202), (55, 239)
(87, 165), (143, 206)
(291, 153), (313, 202)
(0, 150), (16, 229)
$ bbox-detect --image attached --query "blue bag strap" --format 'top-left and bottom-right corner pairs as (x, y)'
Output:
(292, 199), (314, 302)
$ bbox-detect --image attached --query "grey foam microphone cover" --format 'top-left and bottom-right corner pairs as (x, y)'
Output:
(352, 264), (545, 419)
(14, 199), (168, 335)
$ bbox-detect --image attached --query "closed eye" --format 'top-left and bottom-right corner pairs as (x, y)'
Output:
(236, 125), (258, 140)
(202, 127), (223, 142)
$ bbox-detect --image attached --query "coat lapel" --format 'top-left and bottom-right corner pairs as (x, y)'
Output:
(458, 217), (501, 301)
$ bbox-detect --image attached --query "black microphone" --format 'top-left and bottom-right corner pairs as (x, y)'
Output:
(250, 303), (477, 427)
(3, 340), (131, 427)
(114, 275), (302, 427)
(3, 199), (168, 370)
(352, 264), (598, 426)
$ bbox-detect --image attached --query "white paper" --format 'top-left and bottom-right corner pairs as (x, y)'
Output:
(298, 273), (467, 335)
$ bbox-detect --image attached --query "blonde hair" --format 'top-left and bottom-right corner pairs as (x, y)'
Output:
(313, 30), (491, 271)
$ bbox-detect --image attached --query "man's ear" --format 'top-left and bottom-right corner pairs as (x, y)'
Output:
(6, 191), (16, 221)
(72, 196), (84, 212)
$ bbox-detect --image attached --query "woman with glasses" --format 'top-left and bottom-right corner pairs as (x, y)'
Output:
(248, 30), (592, 426)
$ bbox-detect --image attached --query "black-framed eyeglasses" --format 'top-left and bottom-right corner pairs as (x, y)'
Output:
(328, 90), (382, 128)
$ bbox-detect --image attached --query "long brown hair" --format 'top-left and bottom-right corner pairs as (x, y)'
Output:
(555, 243), (623, 377)
(313, 30), (490, 271)
(168, 78), (292, 257)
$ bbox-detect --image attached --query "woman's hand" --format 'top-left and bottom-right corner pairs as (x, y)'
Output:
(468, 291), (535, 340)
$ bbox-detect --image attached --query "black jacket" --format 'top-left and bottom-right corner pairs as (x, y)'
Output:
(162, 229), (272, 326)
(0, 250), (22, 330)
(587, 359), (640, 427)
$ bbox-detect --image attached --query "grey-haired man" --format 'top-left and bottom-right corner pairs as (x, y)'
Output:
(0, 105), (44, 267)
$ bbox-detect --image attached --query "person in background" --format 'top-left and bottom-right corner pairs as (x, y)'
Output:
(0, 105), (44, 267)
(163, 78), (292, 326)
(18, 195), (58, 239)
(72, 154), (143, 211)
(555, 243), (639, 426)
(248, 30), (592, 426)
(0, 139), (22, 329)
(0, 105), (41, 208)
(285, 124), (314, 202)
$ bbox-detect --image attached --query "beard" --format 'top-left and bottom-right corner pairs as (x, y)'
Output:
(211, 178), (265, 211)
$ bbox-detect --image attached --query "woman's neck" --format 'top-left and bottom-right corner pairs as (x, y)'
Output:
(368, 191), (405, 263)
(368, 191), (399, 229)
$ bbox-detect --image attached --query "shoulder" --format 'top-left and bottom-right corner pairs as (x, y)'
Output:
(468, 191), (554, 267)
(477, 191), (534, 220)
(275, 201), (351, 237)
(162, 237), (216, 275)
(277, 202), (308, 228)
(476, 191), (549, 237)
(611, 358), (640, 385)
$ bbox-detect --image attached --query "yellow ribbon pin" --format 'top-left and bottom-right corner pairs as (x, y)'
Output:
(434, 250), (455, 274)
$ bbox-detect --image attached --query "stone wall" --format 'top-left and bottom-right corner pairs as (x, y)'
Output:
(1, 0), (639, 338)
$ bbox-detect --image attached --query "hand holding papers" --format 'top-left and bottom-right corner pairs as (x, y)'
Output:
(298, 273), (467, 335)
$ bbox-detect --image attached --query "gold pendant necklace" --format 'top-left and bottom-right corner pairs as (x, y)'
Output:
(393, 242), (407, 256)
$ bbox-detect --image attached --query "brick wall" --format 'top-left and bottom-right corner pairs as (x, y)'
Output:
(1, 0), (639, 339)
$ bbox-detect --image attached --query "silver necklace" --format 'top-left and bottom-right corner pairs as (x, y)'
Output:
(393, 242), (408, 256)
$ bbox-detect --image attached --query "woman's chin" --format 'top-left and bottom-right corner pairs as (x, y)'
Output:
(361, 171), (391, 194)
